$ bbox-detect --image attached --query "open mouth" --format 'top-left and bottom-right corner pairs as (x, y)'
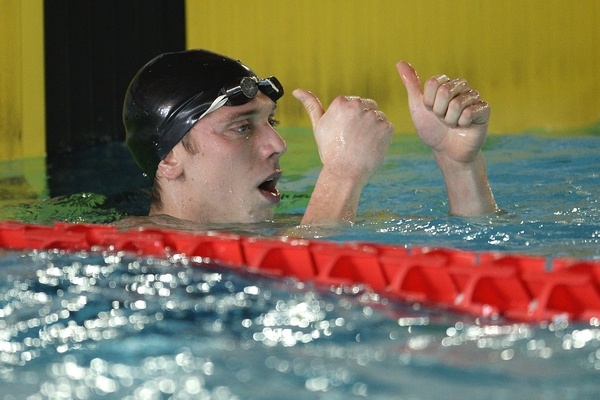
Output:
(258, 173), (281, 204)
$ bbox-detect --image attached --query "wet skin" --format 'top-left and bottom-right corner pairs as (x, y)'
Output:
(151, 93), (287, 224)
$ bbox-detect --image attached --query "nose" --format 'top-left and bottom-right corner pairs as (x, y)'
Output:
(261, 124), (287, 160)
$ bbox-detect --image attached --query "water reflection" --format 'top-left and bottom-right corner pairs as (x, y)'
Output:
(1, 249), (599, 399)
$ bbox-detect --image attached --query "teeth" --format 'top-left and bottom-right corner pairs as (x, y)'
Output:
(258, 175), (280, 200)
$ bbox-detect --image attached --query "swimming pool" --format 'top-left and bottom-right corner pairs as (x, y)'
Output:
(1, 128), (599, 398)
(0, 245), (599, 399)
(3, 128), (598, 259)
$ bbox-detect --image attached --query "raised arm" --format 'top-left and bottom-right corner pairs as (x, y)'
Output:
(396, 61), (498, 216)
(293, 89), (393, 226)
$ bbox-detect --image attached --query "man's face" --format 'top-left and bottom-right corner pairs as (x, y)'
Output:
(174, 93), (287, 224)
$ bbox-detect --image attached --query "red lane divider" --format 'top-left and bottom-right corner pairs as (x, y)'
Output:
(1, 220), (599, 323)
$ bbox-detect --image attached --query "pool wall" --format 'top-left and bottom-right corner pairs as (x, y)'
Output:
(1, 0), (599, 163)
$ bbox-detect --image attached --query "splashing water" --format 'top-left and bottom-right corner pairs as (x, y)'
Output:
(1, 249), (599, 399)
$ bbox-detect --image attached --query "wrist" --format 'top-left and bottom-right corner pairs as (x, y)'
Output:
(433, 149), (482, 172)
(434, 151), (498, 216)
(301, 165), (366, 226)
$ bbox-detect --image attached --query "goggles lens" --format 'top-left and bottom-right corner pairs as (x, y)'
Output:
(221, 76), (284, 106)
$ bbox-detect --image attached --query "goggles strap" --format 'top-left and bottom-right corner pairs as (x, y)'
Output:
(196, 94), (228, 122)
(262, 78), (281, 94)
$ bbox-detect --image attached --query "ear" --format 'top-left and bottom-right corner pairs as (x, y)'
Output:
(156, 149), (183, 180)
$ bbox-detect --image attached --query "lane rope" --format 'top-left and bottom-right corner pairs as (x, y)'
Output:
(1, 220), (599, 323)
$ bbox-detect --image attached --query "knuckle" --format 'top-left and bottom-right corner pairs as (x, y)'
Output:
(447, 99), (461, 115)
(437, 84), (451, 98)
(341, 96), (364, 109)
(468, 89), (480, 98)
(333, 95), (347, 104)
(425, 76), (442, 88)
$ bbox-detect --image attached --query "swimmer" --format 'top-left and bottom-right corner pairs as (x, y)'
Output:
(117, 49), (495, 231)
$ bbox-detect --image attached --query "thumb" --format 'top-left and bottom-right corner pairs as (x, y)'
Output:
(292, 88), (325, 128)
(396, 61), (423, 109)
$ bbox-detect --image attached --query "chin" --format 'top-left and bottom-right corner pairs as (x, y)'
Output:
(244, 208), (275, 224)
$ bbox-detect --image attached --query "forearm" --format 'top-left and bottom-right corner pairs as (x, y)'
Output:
(435, 151), (498, 216)
(301, 167), (364, 226)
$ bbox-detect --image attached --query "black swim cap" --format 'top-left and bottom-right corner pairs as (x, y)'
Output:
(123, 49), (283, 181)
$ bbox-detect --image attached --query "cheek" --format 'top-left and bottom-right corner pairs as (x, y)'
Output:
(216, 141), (258, 168)
(194, 145), (249, 186)
(192, 134), (260, 179)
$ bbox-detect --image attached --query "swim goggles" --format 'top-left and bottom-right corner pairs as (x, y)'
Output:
(198, 76), (284, 119)
(157, 76), (283, 159)
(174, 76), (283, 124)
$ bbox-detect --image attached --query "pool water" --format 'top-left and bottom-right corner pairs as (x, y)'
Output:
(1, 249), (599, 399)
(344, 132), (600, 260)
(3, 127), (598, 259)
(0, 127), (599, 398)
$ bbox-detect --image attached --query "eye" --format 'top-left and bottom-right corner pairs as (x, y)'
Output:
(234, 123), (251, 133)
(216, 121), (254, 141)
(269, 117), (280, 127)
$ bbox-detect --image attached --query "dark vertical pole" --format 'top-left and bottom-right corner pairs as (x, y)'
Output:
(44, 0), (185, 198)
(44, 0), (186, 155)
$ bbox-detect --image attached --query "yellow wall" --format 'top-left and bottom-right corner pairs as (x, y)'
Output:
(1, 0), (597, 165)
(186, 0), (599, 133)
(0, 0), (45, 161)
(0, 0), (46, 198)
(0, 0), (23, 161)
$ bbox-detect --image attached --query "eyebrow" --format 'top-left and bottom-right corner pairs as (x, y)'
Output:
(224, 103), (277, 122)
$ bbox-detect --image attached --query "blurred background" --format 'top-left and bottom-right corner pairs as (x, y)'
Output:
(1, 0), (599, 199)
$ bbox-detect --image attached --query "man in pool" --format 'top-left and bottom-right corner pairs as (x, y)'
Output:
(119, 49), (496, 230)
